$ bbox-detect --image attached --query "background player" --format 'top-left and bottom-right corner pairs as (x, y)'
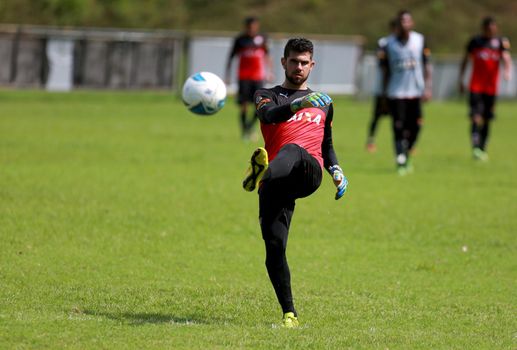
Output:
(458, 16), (512, 161)
(225, 16), (273, 141)
(242, 38), (348, 328)
(366, 18), (397, 153)
(381, 10), (432, 175)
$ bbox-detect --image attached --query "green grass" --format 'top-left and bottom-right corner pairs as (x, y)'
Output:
(0, 90), (516, 349)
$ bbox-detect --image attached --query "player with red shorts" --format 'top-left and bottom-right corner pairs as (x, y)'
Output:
(241, 38), (348, 328)
(459, 16), (512, 161)
(226, 16), (273, 140)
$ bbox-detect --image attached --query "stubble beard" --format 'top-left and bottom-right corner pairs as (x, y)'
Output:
(285, 71), (309, 87)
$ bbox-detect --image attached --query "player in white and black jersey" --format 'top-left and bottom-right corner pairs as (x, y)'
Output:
(380, 10), (432, 175)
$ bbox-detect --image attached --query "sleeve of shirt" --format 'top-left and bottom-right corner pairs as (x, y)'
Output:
(229, 37), (240, 59)
(322, 104), (339, 172)
(263, 34), (270, 54)
(254, 90), (293, 124)
(466, 37), (475, 54)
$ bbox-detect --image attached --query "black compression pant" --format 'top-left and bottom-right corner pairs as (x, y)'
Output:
(258, 143), (322, 315)
(469, 93), (495, 151)
(368, 95), (390, 139)
(389, 98), (422, 164)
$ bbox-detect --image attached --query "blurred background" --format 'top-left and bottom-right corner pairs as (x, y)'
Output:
(0, 0), (515, 97)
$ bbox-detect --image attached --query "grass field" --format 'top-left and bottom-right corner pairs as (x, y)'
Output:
(1, 90), (516, 349)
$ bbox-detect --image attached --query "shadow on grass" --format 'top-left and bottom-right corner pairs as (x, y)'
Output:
(82, 310), (217, 326)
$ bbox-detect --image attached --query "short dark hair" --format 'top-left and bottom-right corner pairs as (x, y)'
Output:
(283, 38), (314, 59)
(482, 16), (495, 28)
(244, 16), (259, 26)
(397, 9), (411, 19)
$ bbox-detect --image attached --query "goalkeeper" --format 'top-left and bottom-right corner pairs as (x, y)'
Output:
(242, 38), (348, 328)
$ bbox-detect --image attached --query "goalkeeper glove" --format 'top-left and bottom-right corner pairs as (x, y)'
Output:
(290, 92), (332, 112)
(329, 165), (348, 200)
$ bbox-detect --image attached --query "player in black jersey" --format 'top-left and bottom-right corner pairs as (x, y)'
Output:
(225, 17), (273, 141)
(242, 38), (348, 328)
(366, 19), (397, 153)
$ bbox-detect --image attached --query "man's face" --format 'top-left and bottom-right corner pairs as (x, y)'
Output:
(281, 51), (314, 86)
(399, 13), (414, 34)
(246, 21), (259, 36)
(484, 22), (498, 37)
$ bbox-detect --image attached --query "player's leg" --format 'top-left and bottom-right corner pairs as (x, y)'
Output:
(469, 93), (483, 148)
(237, 80), (249, 139)
(366, 96), (382, 152)
(261, 199), (296, 317)
(479, 94), (496, 153)
(244, 80), (264, 135)
(259, 145), (301, 319)
(469, 93), (488, 160)
(389, 99), (409, 173)
(258, 144), (320, 327)
(406, 99), (423, 170)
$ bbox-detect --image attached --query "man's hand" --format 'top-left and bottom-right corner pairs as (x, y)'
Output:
(422, 87), (432, 102)
(329, 165), (348, 200)
(291, 92), (332, 112)
(458, 78), (467, 95)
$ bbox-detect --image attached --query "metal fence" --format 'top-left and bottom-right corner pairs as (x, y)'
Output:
(0, 24), (515, 99)
(0, 25), (183, 90)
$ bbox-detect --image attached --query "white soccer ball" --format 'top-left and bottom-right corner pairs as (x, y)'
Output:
(182, 72), (227, 116)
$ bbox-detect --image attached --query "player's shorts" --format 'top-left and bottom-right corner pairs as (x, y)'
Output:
(388, 98), (422, 122)
(373, 95), (390, 117)
(469, 92), (496, 120)
(238, 80), (264, 104)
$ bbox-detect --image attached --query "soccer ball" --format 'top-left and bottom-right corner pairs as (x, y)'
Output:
(182, 72), (226, 115)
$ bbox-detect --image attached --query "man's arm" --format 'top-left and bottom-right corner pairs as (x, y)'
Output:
(422, 41), (432, 101)
(265, 53), (274, 82)
(459, 39), (473, 94)
(322, 104), (339, 171)
(458, 53), (469, 94)
(255, 91), (333, 124)
(225, 38), (239, 84)
(378, 44), (390, 96)
(254, 91), (293, 124)
(322, 104), (348, 200)
(501, 38), (512, 81)
(263, 38), (275, 82)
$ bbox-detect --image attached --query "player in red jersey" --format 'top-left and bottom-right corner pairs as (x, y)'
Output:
(459, 16), (512, 161)
(241, 38), (348, 328)
(225, 16), (273, 140)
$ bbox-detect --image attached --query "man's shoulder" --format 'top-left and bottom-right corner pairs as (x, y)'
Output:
(468, 35), (484, 47)
(254, 86), (278, 101)
(409, 31), (425, 42)
(256, 85), (278, 94)
(377, 35), (391, 48)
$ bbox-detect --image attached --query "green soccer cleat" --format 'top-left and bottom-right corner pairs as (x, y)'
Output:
(473, 148), (488, 162)
(397, 163), (409, 176)
(281, 312), (299, 328)
(405, 159), (414, 174)
(243, 147), (268, 192)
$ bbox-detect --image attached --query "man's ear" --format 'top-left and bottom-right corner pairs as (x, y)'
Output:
(281, 57), (286, 70)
